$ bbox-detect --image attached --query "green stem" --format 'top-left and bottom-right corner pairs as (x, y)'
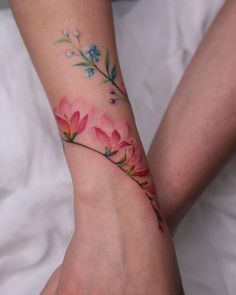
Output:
(65, 139), (142, 188)
(90, 58), (129, 103)
(78, 49), (129, 104)
(68, 38), (130, 104)
(64, 138), (163, 227)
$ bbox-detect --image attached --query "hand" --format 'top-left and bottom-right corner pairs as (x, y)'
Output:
(40, 163), (183, 295)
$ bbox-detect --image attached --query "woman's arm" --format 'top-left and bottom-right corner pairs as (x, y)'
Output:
(10, 1), (183, 294)
(148, 0), (236, 232)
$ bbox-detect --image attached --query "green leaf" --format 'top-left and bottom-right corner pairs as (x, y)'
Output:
(105, 49), (110, 75)
(54, 38), (72, 44)
(71, 132), (77, 141)
(105, 147), (117, 157)
(126, 165), (135, 175)
(117, 162), (126, 167)
(116, 155), (126, 166)
(73, 62), (91, 67)
(63, 133), (73, 142)
(111, 65), (117, 81)
(109, 150), (118, 157)
(104, 147), (110, 157)
(101, 79), (110, 84)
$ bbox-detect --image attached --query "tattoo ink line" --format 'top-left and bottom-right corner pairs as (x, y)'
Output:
(55, 97), (163, 231)
(55, 29), (129, 105)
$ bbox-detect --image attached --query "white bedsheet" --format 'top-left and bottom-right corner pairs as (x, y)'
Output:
(1, 0), (235, 294)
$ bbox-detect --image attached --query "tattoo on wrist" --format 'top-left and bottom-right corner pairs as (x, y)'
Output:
(54, 97), (164, 231)
(55, 29), (129, 105)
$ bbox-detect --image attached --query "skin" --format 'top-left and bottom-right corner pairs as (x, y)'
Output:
(9, 0), (183, 294)
(148, 0), (236, 232)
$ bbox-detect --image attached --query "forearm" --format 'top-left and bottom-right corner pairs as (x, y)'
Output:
(148, 0), (236, 231)
(10, 0), (163, 227)
(10, 2), (185, 293)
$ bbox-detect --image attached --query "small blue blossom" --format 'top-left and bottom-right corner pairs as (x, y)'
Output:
(86, 68), (95, 77)
(86, 44), (101, 63)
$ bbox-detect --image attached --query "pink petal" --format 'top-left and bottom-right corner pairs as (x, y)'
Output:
(92, 127), (111, 147)
(55, 115), (70, 135)
(125, 143), (140, 165)
(133, 168), (149, 177)
(59, 97), (71, 118)
(125, 145), (134, 162)
(131, 145), (141, 165)
(146, 182), (156, 195)
(100, 113), (114, 129)
(70, 111), (80, 133)
(111, 130), (121, 144)
(119, 141), (131, 148)
(115, 122), (130, 139)
(77, 114), (88, 134)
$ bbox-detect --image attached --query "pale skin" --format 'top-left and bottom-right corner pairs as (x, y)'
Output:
(148, 0), (236, 232)
(10, 1), (183, 294)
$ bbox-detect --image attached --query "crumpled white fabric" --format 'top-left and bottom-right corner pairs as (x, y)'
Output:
(1, 0), (236, 294)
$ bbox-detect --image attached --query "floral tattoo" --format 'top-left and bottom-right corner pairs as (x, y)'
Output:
(55, 97), (164, 231)
(55, 29), (129, 105)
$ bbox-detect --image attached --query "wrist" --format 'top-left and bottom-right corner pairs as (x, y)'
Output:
(64, 136), (164, 232)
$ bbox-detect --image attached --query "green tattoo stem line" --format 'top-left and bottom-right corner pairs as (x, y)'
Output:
(65, 139), (143, 189)
(90, 58), (130, 104)
(79, 50), (130, 104)
(64, 138), (163, 229)
(59, 35), (130, 105)
(69, 38), (129, 104)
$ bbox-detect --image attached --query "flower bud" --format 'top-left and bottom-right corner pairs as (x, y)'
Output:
(65, 50), (75, 57)
(63, 29), (70, 37)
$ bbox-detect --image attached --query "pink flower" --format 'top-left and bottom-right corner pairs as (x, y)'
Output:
(92, 113), (131, 156)
(54, 97), (88, 141)
(124, 142), (149, 177)
(92, 127), (130, 156)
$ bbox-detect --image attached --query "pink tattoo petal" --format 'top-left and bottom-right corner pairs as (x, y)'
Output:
(77, 114), (88, 134)
(132, 168), (149, 177)
(70, 111), (80, 133)
(111, 130), (121, 144)
(115, 122), (130, 139)
(146, 182), (156, 196)
(100, 113), (114, 129)
(55, 115), (70, 135)
(126, 143), (141, 166)
(59, 97), (71, 118)
(93, 127), (111, 147)
(119, 141), (131, 148)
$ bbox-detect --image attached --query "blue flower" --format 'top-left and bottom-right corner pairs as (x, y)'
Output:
(86, 68), (95, 77)
(86, 44), (101, 63)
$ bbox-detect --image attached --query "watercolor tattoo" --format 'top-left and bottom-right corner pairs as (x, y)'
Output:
(55, 29), (129, 105)
(54, 97), (164, 231)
